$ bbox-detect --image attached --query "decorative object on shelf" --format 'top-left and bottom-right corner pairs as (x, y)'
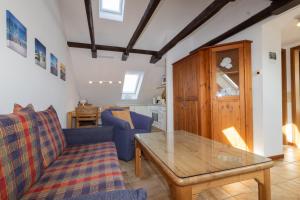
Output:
(35, 39), (46, 69)
(78, 99), (88, 106)
(220, 57), (233, 69)
(6, 10), (27, 57)
(50, 53), (58, 76)
(60, 63), (66, 81)
(216, 49), (239, 97)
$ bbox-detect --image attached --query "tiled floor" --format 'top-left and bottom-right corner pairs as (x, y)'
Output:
(119, 145), (300, 200)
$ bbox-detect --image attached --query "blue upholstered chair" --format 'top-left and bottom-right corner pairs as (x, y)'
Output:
(101, 109), (154, 161)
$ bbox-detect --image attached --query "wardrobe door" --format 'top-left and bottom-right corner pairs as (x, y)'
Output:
(173, 54), (200, 135)
(173, 60), (185, 131)
(183, 100), (199, 134)
(211, 44), (248, 150)
(198, 50), (211, 138)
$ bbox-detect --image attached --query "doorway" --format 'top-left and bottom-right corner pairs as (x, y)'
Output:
(290, 45), (300, 147)
(282, 49), (288, 145)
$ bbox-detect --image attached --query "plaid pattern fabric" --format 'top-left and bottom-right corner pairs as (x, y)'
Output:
(0, 112), (43, 200)
(22, 142), (125, 200)
(13, 104), (35, 113)
(36, 106), (66, 167)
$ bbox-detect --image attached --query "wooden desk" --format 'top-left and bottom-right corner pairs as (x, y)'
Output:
(67, 111), (101, 128)
(135, 131), (273, 200)
(67, 106), (130, 128)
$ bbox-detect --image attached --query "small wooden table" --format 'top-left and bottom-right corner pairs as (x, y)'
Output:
(135, 131), (273, 200)
(67, 111), (101, 128)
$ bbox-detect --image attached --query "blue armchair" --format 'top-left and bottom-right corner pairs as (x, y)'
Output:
(101, 109), (154, 161)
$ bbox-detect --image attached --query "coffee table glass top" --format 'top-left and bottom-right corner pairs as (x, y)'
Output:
(135, 131), (271, 178)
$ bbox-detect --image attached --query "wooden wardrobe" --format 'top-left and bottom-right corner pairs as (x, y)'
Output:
(173, 40), (253, 151)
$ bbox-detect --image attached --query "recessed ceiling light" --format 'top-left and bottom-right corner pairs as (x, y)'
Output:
(118, 81), (122, 84)
(297, 21), (300, 27)
(99, 81), (103, 84)
(88, 81), (93, 84)
(109, 81), (113, 84)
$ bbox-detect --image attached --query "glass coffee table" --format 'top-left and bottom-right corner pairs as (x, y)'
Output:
(135, 131), (273, 200)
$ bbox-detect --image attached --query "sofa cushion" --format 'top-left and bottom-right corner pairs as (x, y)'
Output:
(112, 110), (134, 129)
(0, 112), (43, 200)
(22, 142), (125, 200)
(13, 103), (35, 113)
(36, 106), (66, 168)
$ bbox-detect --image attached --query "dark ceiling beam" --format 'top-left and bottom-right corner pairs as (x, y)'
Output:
(149, 0), (234, 64)
(190, 0), (300, 54)
(67, 42), (157, 56)
(272, 0), (300, 14)
(122, 0), (161, 61)
(84, 0), (97, 58)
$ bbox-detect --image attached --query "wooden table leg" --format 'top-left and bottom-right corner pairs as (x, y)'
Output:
(170, 185), (192, 200)
(67, 112), (73, 128)
(257, 169), (271, 200)
(135, 140), (142, 177)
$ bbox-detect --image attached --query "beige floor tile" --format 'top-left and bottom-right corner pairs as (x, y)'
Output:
(276, 180), (300, 196)
(194, 187), (231, 200)
(223, 197), (237, 200)
(270, 173), (289, 184)
(222, 182), (252, 196)
(271, 185), (299, 200)
(233, 192), (258, 200)
(240, 180), (258, 192)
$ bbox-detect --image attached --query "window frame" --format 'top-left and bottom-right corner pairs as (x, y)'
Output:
(99, 0), (125, 22)
(121, 71), (144, 100)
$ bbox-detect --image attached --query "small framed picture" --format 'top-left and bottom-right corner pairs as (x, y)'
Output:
(50, 53), (58, 76)
(60, 63), (66, 81)
(6, 10), (27, 57)
(35, 39), (46, 69)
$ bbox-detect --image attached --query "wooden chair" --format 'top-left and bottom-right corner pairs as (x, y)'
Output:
(75, 106), (99, 128)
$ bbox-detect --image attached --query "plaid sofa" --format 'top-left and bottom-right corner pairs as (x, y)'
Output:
(0, 106), (146, 200)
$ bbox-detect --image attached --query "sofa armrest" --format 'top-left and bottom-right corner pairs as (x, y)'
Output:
(66, 189), (147, 200)
(130, 112), (153, 132)
(102, 114), (131, 130)
(63, 127), (114, 146)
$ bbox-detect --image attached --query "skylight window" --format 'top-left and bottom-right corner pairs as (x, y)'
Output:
(99, 0), (125, 22)
(122, 71), (144, 100)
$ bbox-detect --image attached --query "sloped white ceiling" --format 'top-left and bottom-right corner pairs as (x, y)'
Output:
(58, 0), (273, 106)
(59, 0), (218, 50)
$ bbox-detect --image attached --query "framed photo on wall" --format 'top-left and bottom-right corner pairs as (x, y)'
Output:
(50, 53), (58, 76)
(60, 63), (66, 81)
(35, 39), (46, 69)
(6, 10), (27, 57)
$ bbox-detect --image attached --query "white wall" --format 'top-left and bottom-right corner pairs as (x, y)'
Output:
(261, 22), (283, 156)
(0, 0), (80, 127)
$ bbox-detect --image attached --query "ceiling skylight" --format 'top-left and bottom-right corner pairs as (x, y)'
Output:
(99, 0), (125, 22)
(122, 71), (144, 100)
